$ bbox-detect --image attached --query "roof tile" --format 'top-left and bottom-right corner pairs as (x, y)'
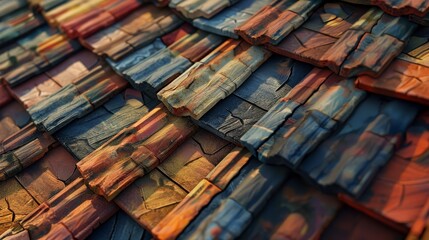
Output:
(81, 6), (183, 60)
(192, 0), (273, 38)
(158, 39), (271, 119)
(300, 96), (420, 197)
(54, 90), (151, 160)
(339, 111), (429, 228)
(236, 0), (322, 45)
(28, 65), (128, 133)
(76, 106), (197, 201)
(0, 178), (118, 240)
(198, 55), (312, 144)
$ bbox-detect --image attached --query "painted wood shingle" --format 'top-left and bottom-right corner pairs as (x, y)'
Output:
(59, 0), (141, 39)
(299, 96), (420, 197)
(197, 55), (312, 144)
(241, 69), (366, 167)
(76, 106), (197, 201)
(0, 178), (118, 240)
(81, 6), (183, 60)
(55, 89), (151, 160)
(158, 39), (271, 120)
(0, 26), (81, 87)
(188, 164), (289, 239)
(268, 2), (417, 77)
(28, 64), (128, 133)
(236, 0), (323, 45)
(170, 0), (241, 19)
(124, 28), (224, 97)
(0, 0), (27, 19)
(0, 9), (44, 47)
(114, 129), (234, 230)
(11, 50), (100, 108)
(152, 147), (251, 240)
(356, 26), (429, 106)
(0, 124), (56, 181)
(192, 0), (273, 38)
(339, 111), (429, 229)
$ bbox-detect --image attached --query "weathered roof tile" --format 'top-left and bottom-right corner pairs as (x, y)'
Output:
(158, 39), (271, 119)
(76, 106), (196, 201)
(236, 0), (323, 45)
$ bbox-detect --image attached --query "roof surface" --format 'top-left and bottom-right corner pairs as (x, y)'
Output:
(0, 0), (428, 240)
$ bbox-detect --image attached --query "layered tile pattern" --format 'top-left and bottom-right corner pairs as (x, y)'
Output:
(10, 50), (100, 108)
(0, 0), (428, 239)
(118, 25), (225, 97)
(114, 130), (234, 230)
(241, 69), (366, 167)
(152, 148), (251, 239)
(342, 0), (429, 17)
(299, 96), (420, 197)
(170, 0), (240, 19)
(198, 55), (312, 144)
(356, 26), (429, 106)
(158, 39), (271, 119)
(236, 0), (323, 45)
(0, 178), (118, 240)
(28, 64), (128, 133)
(51, 0), (142, 38)
(339, 111), (429, 228)
(81, 5), (183, 60)
(77, 106), (197, 201)
(268, 2), (417, 77)
(55, 89), (151, 160)
(192, 0), (272, 38)
(0, 27), (80, 87)
(0, 9), (44, 47)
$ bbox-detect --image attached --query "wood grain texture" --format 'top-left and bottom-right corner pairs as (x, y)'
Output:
(170, 0), (240, 19)
(0, 124), (56, 181)
(157, 130), (234, 192)
(114, 168), (188, 230)
(321, 207), (405, 240)
(55, 89), (150, 160)
(236, 0), (323, 45)
(268, 2), (416, 77)
(28, 65), (128, 133)
(0, 178), (39, 235)
(60, 0), (142, 39)
(188, 165), (289, 239)
(77, 106), (197, 201)
(356, 26), (429, 106)
(152, 148), (251, 240)
(241, 178), (340, 240)
(178, 158), (261, 239)
(158, 39), (271, 119)
(124, 30), (224, 97)
(339, 111), (429, 229)
(3, 33), (81, 87)
(0, 9), (44, 47)
(0, 178), (118, 240)
(0, 83), (11, 107)
(192, 0), (272, 38)
(198, 55), (312, 144)
(115, 131), (233, 232)
(299, 96), (420, 197)
(11, 50), (100, 108)
(107, 38), (166, 75)
(241, 69), (366, 167)
(81, 5), (183, 60)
